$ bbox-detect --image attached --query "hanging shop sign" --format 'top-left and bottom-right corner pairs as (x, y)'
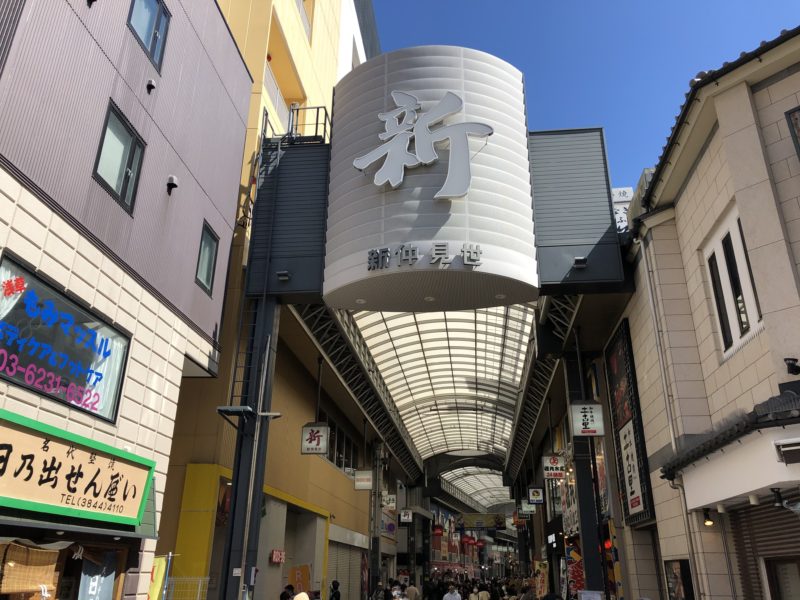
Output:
(269, 550), (286, 564)
(543, 454), (566, 479)
(605, 318), (655, 525)
(0, 257), (129, 422)
(300, 423), (330, 455)
(354, 470), (373, 490)
(520, 500), (536, 514)
(0, 408), (154, 525)
(381, 492), (397, 510)
(619, 420), (643, 515)
(528, 487), (545, 504)
(432, 524), (444, 536)
(326, 46), (538, 312)
(456, 513), (507, 530)
(476, 539), (485, 548)
(570, 403), (605, 436)
(400, 509), (413, 523)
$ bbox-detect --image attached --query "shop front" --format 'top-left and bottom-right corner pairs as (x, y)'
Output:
(0, 409), (156, 600)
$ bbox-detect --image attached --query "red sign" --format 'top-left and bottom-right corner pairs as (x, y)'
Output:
(476, 540), (485, 548)
(432, 524), (444, 537)
(270, 549), (286, 564)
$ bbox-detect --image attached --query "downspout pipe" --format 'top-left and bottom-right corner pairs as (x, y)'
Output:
(639, 231), (705, 599)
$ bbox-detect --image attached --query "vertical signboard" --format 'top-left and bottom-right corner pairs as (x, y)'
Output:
(604, 318), (654, 524)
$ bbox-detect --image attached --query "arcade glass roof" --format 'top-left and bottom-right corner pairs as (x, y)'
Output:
(352, 303), (536, 506)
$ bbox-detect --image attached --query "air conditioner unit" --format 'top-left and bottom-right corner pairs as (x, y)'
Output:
(775, 437), (800, 464)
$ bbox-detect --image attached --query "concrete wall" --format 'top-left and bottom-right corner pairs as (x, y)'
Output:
(0, 0), (250, 342)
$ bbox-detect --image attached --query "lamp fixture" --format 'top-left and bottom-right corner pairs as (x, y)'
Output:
(772, 487), (784, 507)
(703, 508), (714, 527)
(785, 358), (800, 375)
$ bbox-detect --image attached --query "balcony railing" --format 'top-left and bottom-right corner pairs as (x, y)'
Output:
(263, 62), (289, 132)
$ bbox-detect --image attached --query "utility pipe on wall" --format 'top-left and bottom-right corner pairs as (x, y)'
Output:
(639, 232), (706, 599)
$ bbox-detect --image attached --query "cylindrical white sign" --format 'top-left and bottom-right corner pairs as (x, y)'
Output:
(325, 46), (537, 311)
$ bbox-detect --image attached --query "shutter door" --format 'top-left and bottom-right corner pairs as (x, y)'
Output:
(327, 542), (364, 600)
(730, 491), (800, 599)
(347, 546), (363, 600)
(328, 542), (343, 597)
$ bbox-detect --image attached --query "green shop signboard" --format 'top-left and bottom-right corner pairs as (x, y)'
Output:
(0, 409), (154, 525)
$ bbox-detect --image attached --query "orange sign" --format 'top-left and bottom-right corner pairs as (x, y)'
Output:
(0, 409), (154, 525)
(287, 564), (312, 592)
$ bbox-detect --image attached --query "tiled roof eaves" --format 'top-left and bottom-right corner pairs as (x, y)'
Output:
(642, 25), (800, 210)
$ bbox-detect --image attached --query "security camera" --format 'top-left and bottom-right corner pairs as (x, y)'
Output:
(785, 358), (800, 375)
(167, 175), (179, 195)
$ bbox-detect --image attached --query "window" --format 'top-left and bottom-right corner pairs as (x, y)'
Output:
(703, 210), (763, 354)
(195, 223), (219, 295)
(787, 107), (800, 158)
(128, 0), (170, 69)
(318, 408), (359, 475)
(93, 104), (145, 212)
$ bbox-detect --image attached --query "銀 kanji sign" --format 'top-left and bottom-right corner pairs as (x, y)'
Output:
(0, 408), (154, 525)
(300, 422), (330, 455)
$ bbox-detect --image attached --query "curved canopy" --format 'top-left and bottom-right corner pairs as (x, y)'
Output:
(352, 304), (536, 503)
(440, 467), (510, 510)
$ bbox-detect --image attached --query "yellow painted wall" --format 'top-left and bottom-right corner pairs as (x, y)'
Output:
(160, 0), (367, 577)
(266, 340), (371, 536)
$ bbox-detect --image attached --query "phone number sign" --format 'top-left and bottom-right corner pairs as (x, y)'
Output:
(0, 409), (154, 525)
(0, 257), (129, 421)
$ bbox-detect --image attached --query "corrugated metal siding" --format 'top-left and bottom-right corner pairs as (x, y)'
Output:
(529, 129), (624, 290)
(730, 492), (800, 598)
(247, 141), (330, 299)
(0, 0), (250, 340)
(0, 0), (25, 79)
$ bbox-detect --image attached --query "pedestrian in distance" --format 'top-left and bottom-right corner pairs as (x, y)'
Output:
(372, 582), (385, 600)
(330, 581), (341, 600)
(406, 581), (419, 600)
(443, 583), (461, 600)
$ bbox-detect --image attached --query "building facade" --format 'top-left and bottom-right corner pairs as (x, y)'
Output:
(0, 1), (250, 600)
(158, 3), (382, 600)
(623, 26), (800, 600)
(511, 26), (800, 600)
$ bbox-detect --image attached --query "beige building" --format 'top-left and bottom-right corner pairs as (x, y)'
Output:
(157, 3), (383, 600)
(620, 25), (800, 600)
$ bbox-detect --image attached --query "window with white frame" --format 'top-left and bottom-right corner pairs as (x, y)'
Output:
(703, 209), (762, 353)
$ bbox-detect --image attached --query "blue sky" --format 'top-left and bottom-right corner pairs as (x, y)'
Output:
(373, 1), (798, 188)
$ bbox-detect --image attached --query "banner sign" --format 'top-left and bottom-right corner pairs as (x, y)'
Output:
(0, 408), (154, 525)
(456, 513), (506, 530)
(605, 318), (655, 525)
(354, 470), (372, 490)
(78, 551), (117, 600)
(543, 454), (566, 479)
(0, 257), (129, 422)
(528, 487), (544, 504)
(570, 404), (605, 436)
(301, 423), (329, 454)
